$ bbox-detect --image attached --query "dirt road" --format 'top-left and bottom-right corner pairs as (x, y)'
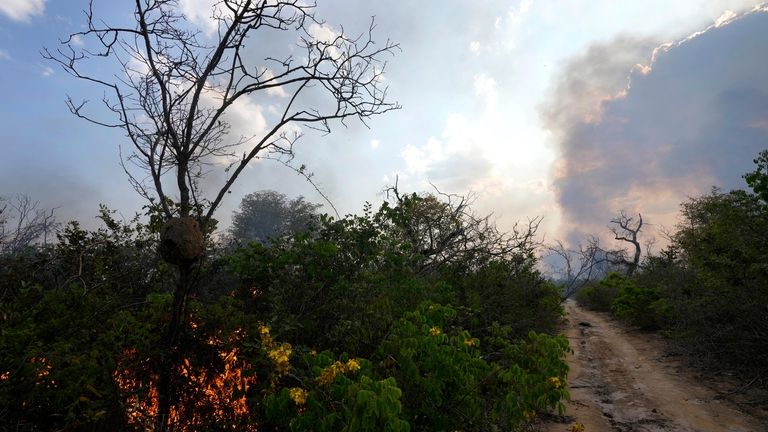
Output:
(542, 301), (765, 432)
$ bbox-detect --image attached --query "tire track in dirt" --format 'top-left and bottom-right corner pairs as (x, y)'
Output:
(542, 301), (764, 432)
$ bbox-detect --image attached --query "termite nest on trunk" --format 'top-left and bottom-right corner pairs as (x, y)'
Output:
(159, 217), (204, 264)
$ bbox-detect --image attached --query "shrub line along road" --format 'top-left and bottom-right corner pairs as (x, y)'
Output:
(542, 301), (764, 432)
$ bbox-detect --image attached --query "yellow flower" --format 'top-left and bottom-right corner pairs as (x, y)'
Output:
(463, 338), (476, 347)
(523, 409), (536, 422)
(267, 343), (292, 374)
(309, 349), (317, 357)
(429, 326), (442, 336)
(289, 387), (308, 406)
(259, 325), (273, 347)
(345, 358), (361, 373)
(318, 361), (341, 385)
(568, 422), (585, 432)
(317, 359), (362, 385)
(547, 376), (562, 389)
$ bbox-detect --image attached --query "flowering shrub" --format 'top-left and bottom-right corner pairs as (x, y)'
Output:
(376, 303), (488, 430)
(493, 330), (571, 424)
(261, 348), (409, 431)
(377, 303), (570, 430)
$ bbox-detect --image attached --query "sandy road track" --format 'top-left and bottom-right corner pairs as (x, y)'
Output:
(542, 301), (765, 432)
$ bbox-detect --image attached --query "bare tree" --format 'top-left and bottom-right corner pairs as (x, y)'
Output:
(44, 0), (398, 223)
(545, 236), (609, 299)
(546, 213), (649, 297)
(385, 182), (542, 274)
(44, 1), (398, 428)
(609, 210), (643, 276)
(0, 195), (58, 255)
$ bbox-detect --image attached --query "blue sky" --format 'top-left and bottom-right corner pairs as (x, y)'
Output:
(1, 0), (767, 246)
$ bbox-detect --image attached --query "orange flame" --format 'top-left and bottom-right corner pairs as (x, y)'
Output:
(113, 327), (258, 431)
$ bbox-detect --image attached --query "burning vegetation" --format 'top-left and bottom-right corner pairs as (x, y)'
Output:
(113, 327), (258, 431)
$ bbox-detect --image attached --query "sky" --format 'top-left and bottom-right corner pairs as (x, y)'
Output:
(1, 0), (767, 248)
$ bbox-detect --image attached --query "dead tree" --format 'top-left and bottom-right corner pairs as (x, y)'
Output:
(548, 211), (646, 296)
(609, 211), (643, 276)
(546, 236), (608, 299)
(384, 182), (542, 275)
(0, 195), (58, 255)
(44, 1), (399, 428)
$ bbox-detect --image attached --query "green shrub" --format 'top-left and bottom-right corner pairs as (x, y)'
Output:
(611, 282), (670, 330)
(376, 303), (489, 430)
(484, 325), (571, 426)
(262, 351), (410, 432)
(456, 260), (564, 339)
(575, 272), (625, 311)
(376, 303), (570, 430)
(0, 190), (571, 430)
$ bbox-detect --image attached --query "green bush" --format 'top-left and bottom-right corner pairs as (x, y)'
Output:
(456, 260), (564, 339)
(375, 303), (488, 430)
(575, 272), (625, 311)
(376, 303), (570, 430)
(262, 350), (410, 432)
(638, 188), (768, 369)
(611, 282), (670, 330)
(484, 325), (571, 426)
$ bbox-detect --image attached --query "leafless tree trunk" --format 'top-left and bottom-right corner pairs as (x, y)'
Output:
(609, 211), (643, 276)
(44, 1), (399, 428)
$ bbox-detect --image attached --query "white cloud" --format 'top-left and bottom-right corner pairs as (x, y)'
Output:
(473, 73), (498, 112)
(503, 0), (534, 49)
(178, 0), (220, 36)
(370, 139), (380, 149)
(70, 35), (84, 47)
(308, 22), (340, 44)
(715, 10), (738, 27)
(202, 91), (269, 166)
(124, 54), (151, 81)
(398, 108), (556, 237)
(0, 0), (45, 22)
(401, 136), (451, 176)
(308, 23), (342, 59)
(54, 15), (71, 25)
(261, 68), (289, 98)
(509, 0), (533, 22)
(227, 96), (268, 134)
(467, 1), (534, 55)
(40, 66), (54, 77)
